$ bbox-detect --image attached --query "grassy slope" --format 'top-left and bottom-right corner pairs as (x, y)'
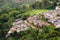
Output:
(23, 9), (48, 16)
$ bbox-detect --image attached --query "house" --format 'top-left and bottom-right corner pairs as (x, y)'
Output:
(56, 6), (60, 10)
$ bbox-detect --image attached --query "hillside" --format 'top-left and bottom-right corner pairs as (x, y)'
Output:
(6, 7), (60, 37)
(0, 0), (60, 40)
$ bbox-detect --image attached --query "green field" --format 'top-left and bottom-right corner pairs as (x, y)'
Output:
(23, 9), (48, 16)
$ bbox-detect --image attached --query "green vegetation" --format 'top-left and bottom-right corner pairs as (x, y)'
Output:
(21, 9), (48, 20)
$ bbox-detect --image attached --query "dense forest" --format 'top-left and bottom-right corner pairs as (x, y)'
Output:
(0, 0), (60, 40)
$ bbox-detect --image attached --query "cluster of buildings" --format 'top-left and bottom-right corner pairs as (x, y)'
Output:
(6, 19), (30, 37)
(43, 6), (60, 28)
(6, 6), (60, 37)
(27, 14), (50, 28)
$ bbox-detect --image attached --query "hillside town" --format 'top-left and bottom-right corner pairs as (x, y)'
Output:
(43, 6), (60, 28)
(6, 6), (60, 37)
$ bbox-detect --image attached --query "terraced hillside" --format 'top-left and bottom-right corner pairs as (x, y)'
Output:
(6, 7), (60, 37)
